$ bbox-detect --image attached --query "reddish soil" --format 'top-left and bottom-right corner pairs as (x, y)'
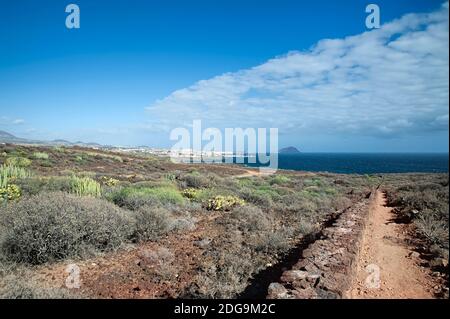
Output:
(32, 213), (222, 299)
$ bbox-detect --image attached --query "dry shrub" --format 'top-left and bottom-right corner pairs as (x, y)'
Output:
(415, 213), (449, 249)
(227, 205), (271, 232)
(254, 228), (293, 254)
(0, 192), (134, 264)
(191, 250), (256, 299)
(132, 205), (197, 242)
(180, 173), (210, 188)
(132, 206), (173, 242)
(0, 275), (81, 299)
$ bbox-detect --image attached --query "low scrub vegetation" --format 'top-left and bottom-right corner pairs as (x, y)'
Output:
(0, 273), (80, 299)
(0, 192), (135, 264)
(108, 183), (184, 209)
(15, 176), (72, 196)
(385, 174), (449, 260)
(33, 152), (49, 160)
(0, 144), (446, 299)
(5, 157), (32, 167)
(179, 171), (214, 188)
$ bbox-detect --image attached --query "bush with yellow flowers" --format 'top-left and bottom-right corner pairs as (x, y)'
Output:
(100, 176), (119, 187)
(182, 188), (199, 200)
(0, 184), (21, 202)
(207, 195), (245, 211)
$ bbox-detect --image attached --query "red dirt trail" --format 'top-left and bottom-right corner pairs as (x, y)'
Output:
(346, 190), (434, 299)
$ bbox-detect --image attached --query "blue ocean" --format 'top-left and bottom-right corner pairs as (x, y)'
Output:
(234, 153), (449, 174)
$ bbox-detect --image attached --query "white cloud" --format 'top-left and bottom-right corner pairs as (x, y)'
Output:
(0, 116), (26, 126)
(12, 119), (25, 125)
(145, 3), (448, 141)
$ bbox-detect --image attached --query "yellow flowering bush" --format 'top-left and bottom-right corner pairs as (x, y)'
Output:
(207, 195), (245, 211)
(100, 176), (119, 187)
(0, 184), (21, 202)
(182, 188), (199, 200)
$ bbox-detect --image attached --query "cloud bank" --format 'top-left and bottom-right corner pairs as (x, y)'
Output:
(146, 3), (449, 142)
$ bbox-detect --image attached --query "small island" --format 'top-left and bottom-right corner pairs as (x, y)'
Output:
(279, 146), (301, 154)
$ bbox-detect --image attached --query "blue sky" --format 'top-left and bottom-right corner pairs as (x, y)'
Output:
(0, 0), (448, 151)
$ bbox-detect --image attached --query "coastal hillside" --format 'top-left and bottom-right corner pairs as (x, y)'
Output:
(0, 144), (447, 299)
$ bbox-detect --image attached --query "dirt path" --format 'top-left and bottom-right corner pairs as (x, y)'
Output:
(233, 169), (264, 178)
(233, 168), (316, 179)
(347, 190), (434, 299)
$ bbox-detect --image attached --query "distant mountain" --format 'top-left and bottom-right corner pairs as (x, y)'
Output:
(0, 130), (104, 148)
(279, 146), (301, 154)
(51, 139), (72, 146)
(0, 130), (34, 143)
(74, 141), (103, 147)
(0, 130), (17, 139)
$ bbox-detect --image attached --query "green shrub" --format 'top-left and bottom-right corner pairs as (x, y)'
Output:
(301, 187), (321, 198)
(238, 187), (273, 207)
(53, 146), (66, 153)
(236, 177), (255, 187)
(5, 157), (32, 168)
(109, 184), (184, 209)
(74, 155), (84, 163)
(39, 160), (53, 167)
(33, 152), (49, 160)
(0, 192), (135, 264)
(237, 184), (283, 207)
(269, 175), (291, 185)
(70, 176), (101, 197)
